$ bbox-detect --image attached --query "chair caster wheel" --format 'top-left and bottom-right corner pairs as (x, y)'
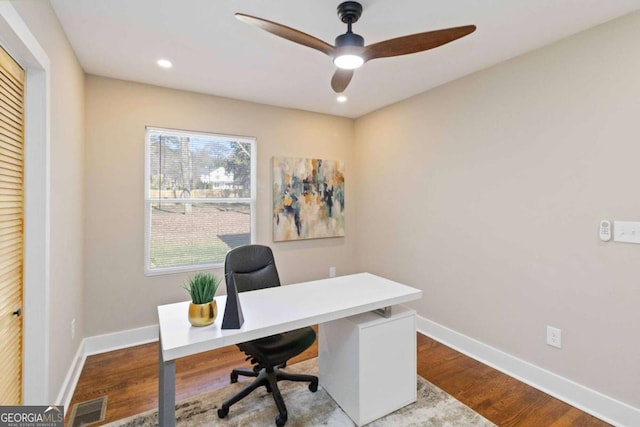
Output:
(309, 380), (318, 392)
(265, 384), (272, 393)
(217, 407), (229, 418)
(230, 372), (238, 383)
(275, 413), (287, 427)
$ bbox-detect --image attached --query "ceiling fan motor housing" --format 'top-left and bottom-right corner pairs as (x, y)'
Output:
(335, 32), (364, 48)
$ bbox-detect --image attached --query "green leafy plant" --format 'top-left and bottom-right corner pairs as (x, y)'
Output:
(183, 272), (221, 304)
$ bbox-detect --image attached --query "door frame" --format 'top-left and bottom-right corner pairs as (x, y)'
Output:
(0, 3), (50, 404)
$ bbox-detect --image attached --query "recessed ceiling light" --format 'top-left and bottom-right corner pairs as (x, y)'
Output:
(337, 95), (348, 103)
(157, 59), (173, 69)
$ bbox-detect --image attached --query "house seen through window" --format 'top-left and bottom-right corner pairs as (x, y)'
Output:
(145, 127), (255, 274)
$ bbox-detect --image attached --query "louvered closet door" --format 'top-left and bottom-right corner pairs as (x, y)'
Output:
(0, 45), (25, 405)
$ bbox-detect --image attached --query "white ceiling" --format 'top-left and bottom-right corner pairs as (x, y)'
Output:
(50, 0), (640, 118)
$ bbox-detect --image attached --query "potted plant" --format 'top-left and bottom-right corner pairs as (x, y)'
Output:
(184, 272), (221, 327)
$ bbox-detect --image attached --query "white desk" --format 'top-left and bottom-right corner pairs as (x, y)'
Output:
(157, 272), (422, 426)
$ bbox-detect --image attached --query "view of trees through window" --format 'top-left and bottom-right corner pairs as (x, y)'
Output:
(145, 128), (254, 273)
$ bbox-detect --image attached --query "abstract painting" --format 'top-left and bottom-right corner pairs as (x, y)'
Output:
(273, 156), (345, 241)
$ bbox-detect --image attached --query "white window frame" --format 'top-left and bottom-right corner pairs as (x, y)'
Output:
(144, 126), (256, 276)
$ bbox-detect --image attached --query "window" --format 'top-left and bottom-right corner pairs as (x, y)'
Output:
(145, 127), (255, 275)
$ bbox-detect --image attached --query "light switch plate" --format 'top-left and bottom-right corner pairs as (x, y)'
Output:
(613, 221), (640, 244)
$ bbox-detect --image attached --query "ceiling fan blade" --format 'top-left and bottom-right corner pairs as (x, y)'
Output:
(362, 25), (476, 62)
(235, 13), (335, 57)
(331, 69), (354, 93)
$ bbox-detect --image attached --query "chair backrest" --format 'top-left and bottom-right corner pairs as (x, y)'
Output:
(224, 244), (281, 293)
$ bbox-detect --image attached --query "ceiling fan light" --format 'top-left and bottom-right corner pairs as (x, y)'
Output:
(334, 53), (364, 70)
(334, 31), (364, 70)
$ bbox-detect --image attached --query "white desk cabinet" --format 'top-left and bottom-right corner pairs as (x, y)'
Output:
(319, 305), (417, 426)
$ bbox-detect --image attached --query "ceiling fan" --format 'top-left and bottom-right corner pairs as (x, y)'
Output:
(235, 1), (476, 93)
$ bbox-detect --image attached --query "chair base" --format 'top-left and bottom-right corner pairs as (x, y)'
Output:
(217, 365), (318, 427)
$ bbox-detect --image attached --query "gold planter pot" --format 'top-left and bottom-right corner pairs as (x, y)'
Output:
(188, 301), (217, 327)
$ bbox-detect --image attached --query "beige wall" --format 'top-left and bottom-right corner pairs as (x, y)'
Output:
(11, 0), (85, 402)
(84, 76), (355, 336)
(354, 11), (640, 407)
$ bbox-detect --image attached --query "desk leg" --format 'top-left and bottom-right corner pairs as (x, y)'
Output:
(158, 339), (176, 427)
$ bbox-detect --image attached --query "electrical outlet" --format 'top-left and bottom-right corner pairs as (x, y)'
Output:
(71, 318), (76, 339)
(329, 267), (336, 278)
(546, 325), (561, 348)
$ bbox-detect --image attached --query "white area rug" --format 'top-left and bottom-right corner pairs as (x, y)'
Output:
(106, 358), (495, 426)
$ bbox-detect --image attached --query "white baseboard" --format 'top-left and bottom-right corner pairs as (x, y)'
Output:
(416, 315), (640, 427)
(55, 340), (85, 410)
(83, 324), (159, 356)
(57, 324), (159, 411)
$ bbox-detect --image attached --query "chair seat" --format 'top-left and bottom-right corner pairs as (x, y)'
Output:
(238, 327), (316, 367)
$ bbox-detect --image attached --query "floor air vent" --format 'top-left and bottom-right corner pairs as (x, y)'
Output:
(69, 396), (108, 427)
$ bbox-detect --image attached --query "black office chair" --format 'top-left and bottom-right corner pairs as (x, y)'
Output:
(217, 244), (318, 427)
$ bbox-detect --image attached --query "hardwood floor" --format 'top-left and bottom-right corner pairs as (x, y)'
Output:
(66, 332), (609, 426)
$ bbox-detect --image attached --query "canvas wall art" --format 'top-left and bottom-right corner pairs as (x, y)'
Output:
(273, 156), (345, 241)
